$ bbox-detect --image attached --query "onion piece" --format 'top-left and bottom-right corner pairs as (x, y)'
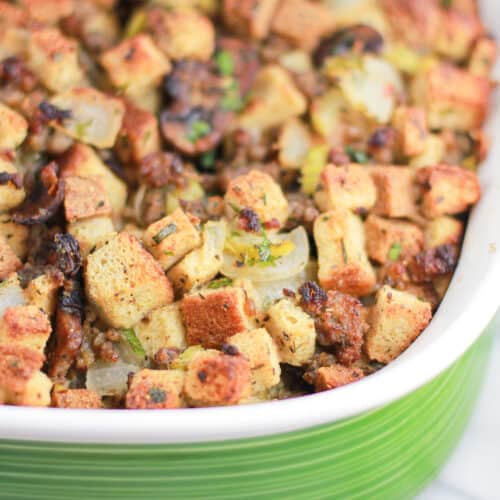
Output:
(0, 277), (26, 317)
(86, 360), (138, 397)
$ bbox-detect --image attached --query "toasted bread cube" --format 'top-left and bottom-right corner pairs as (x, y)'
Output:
(20, 0), (73, 24)
(0, 102), (28, 151)
(143, 209), (201, 271)
(0, 236), (21, 280)
(228, 328), (281, 395)
(168, 220), (226, 295)
(314, 209), (376, 296)
(100, 34), (171, 92)
(469, 35), (497, 77)
(181, 287), (254, 348)
(365, 285), (432, 363)
(85, 232), (174, 328)
(0, 305), (51, 353)
(271, 0), (336, 50)
(392, 106), (428, 157)
(0, 215), (28, 259)
(314, 164), (377, 213)
(277, 117), (312, 170)
(371, 166), (417, 218)
(23, 272), (63, 317)
(265, 299), (316, 366)
(365, 215), (424, 264)
(0, 161), (25, 212)
(424, 216), (464, 249)
(238, 65), (307, 132)
(416, 165), (480, 218)
(225, 170), (289, 227)
(315, 364), (364, 392)
(52, 389), (102, 409)
(223, 0), (278, 40)
(136, 302), (187, 357)
(184, 350), (251, 406)
(409, 133), (446, 168)
(27, 28), (84, 93)
(60, 143), (127, 215)
(68, 216), (115, 257)
(64, 176), (112, 223)
(125, 369), (185, 409)
(0, 2), (26, 26)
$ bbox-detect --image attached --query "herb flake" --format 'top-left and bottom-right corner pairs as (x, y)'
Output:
(345, 146), (370, 164)
(187, 120), (211, 142)
(122, 328), (146, 357)
(215, 50), (235, 77)
(388, 242), (402, 261)
(207, 277), (233, 289)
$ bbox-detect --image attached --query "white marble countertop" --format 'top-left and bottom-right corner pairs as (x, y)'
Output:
(418, 317), (500, 500)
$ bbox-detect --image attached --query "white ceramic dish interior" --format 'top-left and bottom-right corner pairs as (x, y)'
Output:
(1, 0), (499, 445)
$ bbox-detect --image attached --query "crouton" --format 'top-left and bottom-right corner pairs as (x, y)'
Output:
(365, 285), (432, 363)
(0, 236), (21, 280)
(27, 28), (84, 93)
(60, 143), (127, 215)
(416, 164), (480, 218)
(125, 369), (185, 409)
(425, 216), (464, 249)
(0, 305), (51, 354)
(265, 299), (316, 366)
(23, 272), (63, 316)
(271, 0), (336, 50)
(0, 161), (25, 213)
(64, 176), (112, 223)
(409, 133), (446, 168)
(228, 328), (281, 395)
(167, 220), (226, 295)
(392, 106), (428, 157)
(371, 166), (417, 218)
(143, 209), (202, 271)
(0, 27), (28, 62)
(68, 216), (115, 257)
(100, 34), (171, 92)
(85, 232), (174, 328)
(277, 118), (312, 170)
(181, 287), (255, 348)
(469, 35), (497, 77)
(314, 209), (376, 296)
(115, 99), (161, 164)
(135, 302), (187, 357)
(184, 350), (251, 406)
(0, 2), (26, 26)
(52, 389), (102, 409)
(223, 0), (279, 40)
(0, 215), (28, 259)
(365, 214), (424, 264)
(0, 102), (28, 151)
(314, 364), (364, 392)
(20, 0), (73, 24)
(225, 170), (289, 227)
(314, 164), (377, 213)
(238, 65), (307, 132)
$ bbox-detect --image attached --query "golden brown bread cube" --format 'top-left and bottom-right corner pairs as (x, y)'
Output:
(125, 369), (185, 409)
(23, 272), (64, 316)
(391, 106), (428, 157)
(184, 350), (251, 407)
(365, 214), (424, 264)
(314, 209), (376, 296)
(143, 209), (202, 271)
(0, 2), (26, 26)
(424, 216), (464, 249)
(265, 299), (316, 366)
(314, 365), (365, 392)
(225, 170), (289, 228)
(469, 35), (497, 77)
(228, 328), (281, 395)
(223, 0), (279, 40)
(271, 0), (336, 50)
(68, 216), (115, 257)
(416, 165), (480, 218)
(0, 102), (28, 151)
(85, 232), (174, 328)
(365, 285), (432, 363)
(0, 236), (21, 280)
(52, 389), (102, 409)
(409, 133), (446, 168)
(0, 214), (28, 259)
(64, 176), (112, 223)
(314, 164), (377, 213)
(20, 0), (73, 24)
(181, 287), (255, 349)
(0, 160), (25, 212)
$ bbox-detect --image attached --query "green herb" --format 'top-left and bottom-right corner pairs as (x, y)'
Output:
(96, 200), (105, 208)
(230, 230), (241, 237)
(122, 328), (146, 357)
(153, 223), (177, 244)
(256, 229), (273, 265)
(440, 0), (452, 8)
(200, 149), (216, 169)
(148, 387), (166, 404)
(207, 277), (233, 289)
(388, 242), (402, 261)
(340, 238), (348, 264)
(221, 80), (244, 112)
(215, 50), (235, 77)
(163, 250), (174, 256)
(187, 120), (211, 142)
(75, 119), (93, 139)
(345, 146), (370, 164)
(143, 130), (152, 145)
(262, 193), (267, 206)
(228, 201), (241, 214)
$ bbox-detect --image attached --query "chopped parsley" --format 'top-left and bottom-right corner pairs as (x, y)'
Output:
(153, 223), (177, 244)
(440, 0), (452, 8)
(75, 119), (93, 139)
(187, 120), (211, 142)
(340, 238), (348, 264)
(388, 242), (402, 261)
(221, 80), (244, 112)
(148, 387), (166, 404)
(345, 146), (370, 164)
(200, 149), (216, 169)
(215, 50), (235, 77)
(122, 328), (146, 357)
(207, 277), (233, 289)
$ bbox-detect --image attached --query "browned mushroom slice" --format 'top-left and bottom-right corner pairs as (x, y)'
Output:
(139, 151), (184, 188)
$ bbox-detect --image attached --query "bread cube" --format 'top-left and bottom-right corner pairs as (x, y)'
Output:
(392, 106), (428, 157)
(225, 170), (289, 227)
(265, 299), (316, 366)
(314, 365), (364, 392)
(409, 133), (446, 168)
(0, 102), (28, 151)
(416, 164), (480, 218)
(223, 0), (278, 40)
(0, 215), (28, 259)
(60, 143), (127, 215)
(135, 302), (187, 357)
(277, 117), (312, 170)
(365, 285), (432, 363)
(314, 164), (377, 213)
(20, 0), (73, 24)
(365, 214), (424, 264)
(228, 328), (281, 395)
(0, 2), (26, 26)
(85, 232), (174, 328)
(314, 209), (376, 296)
(23, 272), (63, 316)
(184, 350), (251, 406)
(469, 35), (497, 77)
(167, 219), (226, 294)
(64, 176), (112, 223)
(371, 166), (417, 218)
(181, 287), (255, 348)
(424, 216), (463, 249)
(271, 0), (336, 50)
(68, 216), (115, 257)
(125, 369), (185, 409)
(143, 209), (201, 271)
(0, 160), (25, 214)
(0, 235), (21, 280)
(52, 389), (102, 409)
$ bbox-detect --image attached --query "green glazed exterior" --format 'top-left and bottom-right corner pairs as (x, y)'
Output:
(0, 329), (493, 500)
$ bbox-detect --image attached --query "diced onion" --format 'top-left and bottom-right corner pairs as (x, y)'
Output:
(0, 278), (26, 317)
(86, 360), (139, 397)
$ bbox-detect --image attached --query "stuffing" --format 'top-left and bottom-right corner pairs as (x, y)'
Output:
(52, 389), (102, 409)
(23, 272), (64, 316)
(277, 118), (312, 170)
(19, 0), (73, 24)
(469, 35), (497, 77)
(0, 2), (26, 27)
(409, 134), (446, 168)
(0, 160), (25, 212)
(365, 285), (432, 363)
(68, 216), (115, 257)
(85, 232), (174, 328)
(391, 106), (428, 157)
(0, 236), (21, 280)
(314, 364), (365, 392)
(425, 216), (464, 249)
(223, 0), (279, 40)
(0, 102), (28, 150)
(0, 215), (28, 259)
(63, 176), (112, 223)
